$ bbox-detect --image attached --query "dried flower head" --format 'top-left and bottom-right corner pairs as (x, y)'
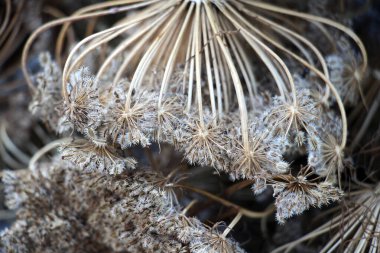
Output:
(34, 0), (365, 168)
(180, 113), (229, 171)
(228, 121), (288, 180)
(62, 67), (103, 132)
(326, 37), (366, 106)
(266, 89), (320, 140)
(307, 112), (345, 183)
(267, 167), (343, 224)
(29, 52), (63, 131)
(154, 94), (185, 143)
(190, 224), (246, 253)
(105, 87), (156, 149)
(60, 128), (136, 174)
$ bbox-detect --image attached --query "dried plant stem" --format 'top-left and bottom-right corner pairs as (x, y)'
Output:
(349, 81), (378, 124)
(0, 0), (22, 47)
(157, 3), (194, 106)
(243, 0), (368, 75)
(181, 200), (198, 215)
(0, 123), (30, 164)
(201, 8), (217, 121)
(177, 184), (275, 219)
(350, 91), (380, 149)
(194, 3), (206, 126)
(272, 198), (375, 253)
(0, 0), (24, 67)
(124, 3), (185, 109)
(218, 16), (256, 109)
(0, 0), (11, 39)
(113, 13), (170, 86)
(0, 138), (25, 170)
(222, 211), (243, 238)
(204, 3), (250, 150)
(42, 6), (76, 62)
(64, 6), (166, 101)
(271, 220), (342, 253)
(221, 3), (296, 104)
(224, 180), (254, 196)
(22, 1), (154, 94)
(55, 0), (160, 64)
(241, 9), (331, 101)
(28, 138), (71, 170)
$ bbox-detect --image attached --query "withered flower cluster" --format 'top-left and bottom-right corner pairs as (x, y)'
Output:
(1, 161), (245, 253)
(2, 0), (379, 252)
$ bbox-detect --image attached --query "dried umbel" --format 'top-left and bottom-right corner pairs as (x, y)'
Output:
(105, 86), (157, 148)
(29, 53), (63, 132)
(1, 162), (245, 253)
(22, 0), (368, 175)
(62, 67), (104, 133)
(227, 121), (288, 180)
(20, 0), (370, 226)
(307, 112), (346, 185)
(59, 128), (137, 175)
(253, 167), (343, 224)
(325, 36), (368, 106)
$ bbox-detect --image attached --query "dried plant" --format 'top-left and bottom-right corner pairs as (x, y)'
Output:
(1, 161), (246, 253)
(21, 0), (368, 178)
(2, 0), (380, 252)
(264, 167), (343, 224)
(60, 128), (137, 175)
(273, 182), (380, 253)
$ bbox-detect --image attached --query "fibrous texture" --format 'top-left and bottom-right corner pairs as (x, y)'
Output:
(14, 0), (371, 249)
(273, 183), (380, 253)
(1, 162), (245, 253)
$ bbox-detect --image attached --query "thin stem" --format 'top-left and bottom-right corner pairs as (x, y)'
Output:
(241, 0), (368, 75)
(0, 0), (11, 39)
(350, 90), (380, 150)
(201, 7), (217, 121)
(96, 12), (167, 81)
(0, 122), (30, 164)
(177, 184), (275, 219)
(186, 20), (196, 113)
(223, 3), (297, 105)
(194, 3), (205, 127)
(126, 9), (185, 110)
(224, 179), (254, 196)
(222, 211), (243, 238)
(0, 139), (25, 169)
(206, 18), (224, 118)
(28, 138), (71, 170)
(205, 2), (250, 151)
(55, 0), (159, 64)
(113, 11), (171, 86)
(158, 2), (195, 107)
(219, 17), (255, 110)
(181, 199), (198, 215)
(22, 3), (149, 94)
